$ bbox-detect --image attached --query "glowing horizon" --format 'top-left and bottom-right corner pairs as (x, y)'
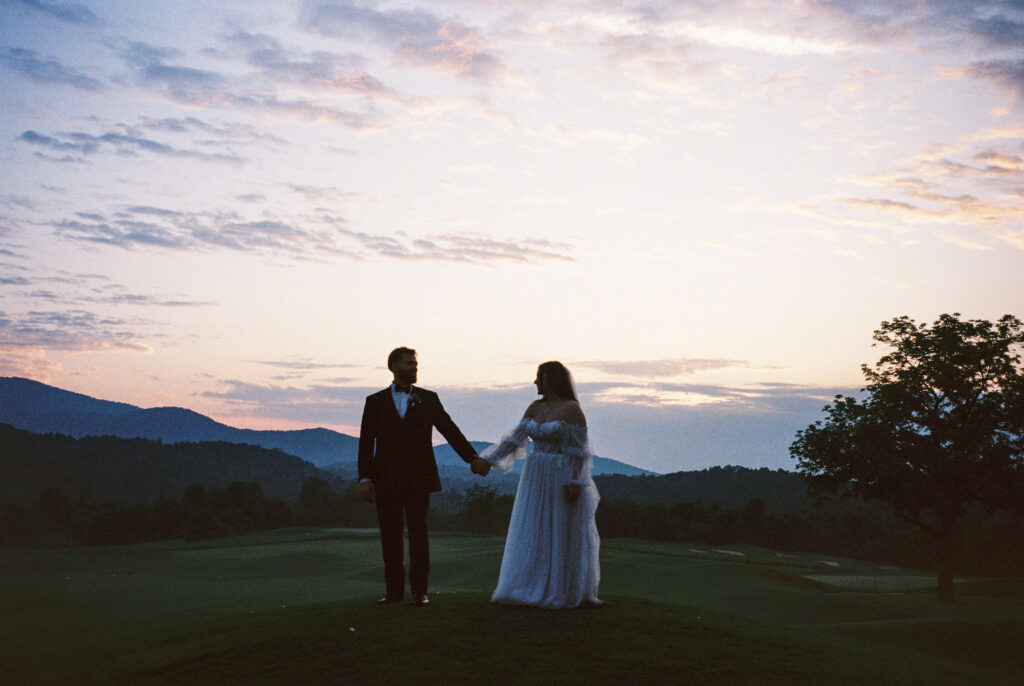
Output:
(2, 0), (1023, 472)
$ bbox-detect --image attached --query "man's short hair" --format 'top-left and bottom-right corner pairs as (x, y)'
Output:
(387, 346), (416, 371)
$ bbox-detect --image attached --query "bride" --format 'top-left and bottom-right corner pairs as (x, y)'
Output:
(481, 361), (602, 609)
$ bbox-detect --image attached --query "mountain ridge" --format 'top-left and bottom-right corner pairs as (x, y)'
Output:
(0, 422), (337, 503)
(0, 377), (656, 476)
(0, 377), (359, 467)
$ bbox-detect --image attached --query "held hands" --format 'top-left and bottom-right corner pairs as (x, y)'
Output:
(470, 457), (491, 477)
(359, 480), (376, 503)
(564, 483), (581, 504)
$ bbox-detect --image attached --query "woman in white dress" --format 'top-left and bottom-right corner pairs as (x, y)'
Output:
(481, 361), (602, 609)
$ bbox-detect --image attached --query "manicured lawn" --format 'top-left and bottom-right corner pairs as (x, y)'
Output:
(2, 529), (1021, 685)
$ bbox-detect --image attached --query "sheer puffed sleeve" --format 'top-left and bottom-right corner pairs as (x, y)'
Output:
(480, 418), (531, 473)
(561, 423), (593, 485)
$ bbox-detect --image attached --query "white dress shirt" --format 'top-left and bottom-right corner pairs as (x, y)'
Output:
(391, 383), (411, 419)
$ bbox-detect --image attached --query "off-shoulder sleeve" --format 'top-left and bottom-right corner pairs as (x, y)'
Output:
(561, 423), (593, 485)
(480, 418), (530, 473)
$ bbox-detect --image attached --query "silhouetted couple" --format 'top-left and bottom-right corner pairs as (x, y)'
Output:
(358, 347), (601, 609)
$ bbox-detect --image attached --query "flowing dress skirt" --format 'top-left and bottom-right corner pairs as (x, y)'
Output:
(491, 448), (600, 608)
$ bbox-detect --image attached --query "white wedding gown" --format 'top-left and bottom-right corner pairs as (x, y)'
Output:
(481, 418), (601, 608)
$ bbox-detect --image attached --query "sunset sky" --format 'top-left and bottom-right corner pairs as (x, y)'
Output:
(2, 0), (1023, 473)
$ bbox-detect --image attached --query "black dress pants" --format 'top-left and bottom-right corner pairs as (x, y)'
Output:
(375, 487), (430, 599)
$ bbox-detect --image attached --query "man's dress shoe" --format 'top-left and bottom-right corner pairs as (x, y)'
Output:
(411, 594), (429, 606)
(376, 596), (402, 605)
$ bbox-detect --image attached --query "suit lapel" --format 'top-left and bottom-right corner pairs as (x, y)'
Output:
(379, 387), (402, 425)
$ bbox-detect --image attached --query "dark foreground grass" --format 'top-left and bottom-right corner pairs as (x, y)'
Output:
(41, 593), (1017, 686)
(2, 530), (1022, 685)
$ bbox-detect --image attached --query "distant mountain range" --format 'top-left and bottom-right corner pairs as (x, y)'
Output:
(0, 423), (336, 503)
(0, 376), (359, 467)
(0, 377), (656, 477)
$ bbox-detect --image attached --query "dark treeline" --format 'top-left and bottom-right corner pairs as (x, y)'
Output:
(593, 496), (1024, 576)
(432, 486), (1022, 577)
(0, 479), (510, 547)
(0, 423), (334, 504)
(594, 467), (809, 511)
(0, 478), (377, 547)
(2, 420), (1020, 577)
(4, 479), (1019, 578)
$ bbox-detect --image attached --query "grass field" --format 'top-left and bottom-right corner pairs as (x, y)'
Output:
(2, 528), (1022, 685)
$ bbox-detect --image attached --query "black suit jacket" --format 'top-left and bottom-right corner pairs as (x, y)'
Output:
(357, 386), (478, 494)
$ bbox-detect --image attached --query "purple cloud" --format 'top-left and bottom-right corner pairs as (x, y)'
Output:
(18, 128), (244, 163)
(11, 0), (101, 25)
(964, 59), (1024, 99)
(301, 1), (508, 81)
(0, 309), (151, 352)
(0, 47), (104, 90)
(47, 205), (574, 264)
(108, 38), (389, 128)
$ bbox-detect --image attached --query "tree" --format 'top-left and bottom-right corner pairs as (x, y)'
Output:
(790, 313), (1024, 601)
(459, 485), (514, 535)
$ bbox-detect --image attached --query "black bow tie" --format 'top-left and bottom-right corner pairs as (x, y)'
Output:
(395, 385), (412, 394)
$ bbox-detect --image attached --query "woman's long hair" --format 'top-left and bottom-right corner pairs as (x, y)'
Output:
(538, 361), (577, 401)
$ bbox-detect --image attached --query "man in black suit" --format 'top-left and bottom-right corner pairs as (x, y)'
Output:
(358, 347), (490, 606)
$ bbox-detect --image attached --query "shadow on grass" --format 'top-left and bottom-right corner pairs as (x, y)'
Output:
(120, 593), (1016, 686)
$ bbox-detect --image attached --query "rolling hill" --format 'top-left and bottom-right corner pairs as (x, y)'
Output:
(0, 377), (655, 476)
(0, 423), (338, 503)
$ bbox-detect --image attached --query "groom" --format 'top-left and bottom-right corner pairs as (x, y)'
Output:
(358, 346), (490, 606)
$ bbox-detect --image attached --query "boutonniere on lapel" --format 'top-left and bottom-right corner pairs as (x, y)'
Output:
(407, 388), (421, 412)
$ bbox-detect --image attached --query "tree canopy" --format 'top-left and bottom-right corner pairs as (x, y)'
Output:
(790, 313), (1024, 600)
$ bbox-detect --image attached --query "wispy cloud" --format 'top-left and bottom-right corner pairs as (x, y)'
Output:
(578, 379), (848, 411)
(0, 347), (62, 381)
(47, 205), (576, 264)
(21, 289), (214, 307)
(51, 210), (344, 255)
(574, 356), (752, 379)
(841, 146), (1024, 232)
(17, 128), (244, 163)
(108, 38), (389, 129)
(585, 12), (851, 59)
(536, 0), (1024, 111)
(0, 309), (152, 352)
(198, 379), (370, 426)
(0, 47), (104, 90)
(962, 59), (1024, 100)
(286, 184), (365, 203)
(253, 356), (361, 372)
(1, 267), (216, 308)
(221, 29), (410, 104)
(11, 0), (102, 26)
(300, 1), (510, 82)
(112, 39), (223, 100)
(96, 291), (216, 307)
(788, 117), (1024, 250)
(973, 150), (1024, 173)
(135, 116), (288, 146)
(968, 13), (1024, 48)
(340, 230), (576, 263)
(1, 194), (39, 212)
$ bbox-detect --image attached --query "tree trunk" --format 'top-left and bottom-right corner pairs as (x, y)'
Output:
(935, 527), (956, 602)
